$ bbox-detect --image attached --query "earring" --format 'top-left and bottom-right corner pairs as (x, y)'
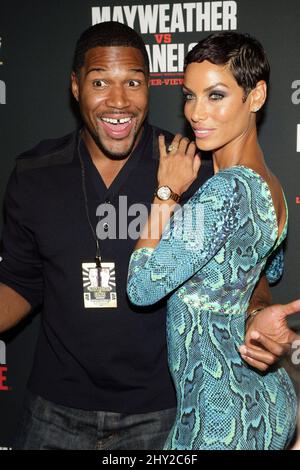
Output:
(252, 107), (260, 112)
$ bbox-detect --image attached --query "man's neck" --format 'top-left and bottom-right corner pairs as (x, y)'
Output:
(80, 127), (143, 189)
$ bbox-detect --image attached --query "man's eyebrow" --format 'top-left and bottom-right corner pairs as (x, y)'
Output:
(85, 67), (147, 77)
(128, 68), (147, 76)
(86, 67), (106, 76)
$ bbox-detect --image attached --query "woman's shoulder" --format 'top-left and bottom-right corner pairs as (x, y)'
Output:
(197, 166), (239, 193)
(217, 165), (286, 242)
(193, 165), (251, 201)
(216, 165), (262, 183)
(192, 165), (277, 215)
(214, 165), (274, 199)
(190, 164), (283, 211)
(189, 167), (242, 210)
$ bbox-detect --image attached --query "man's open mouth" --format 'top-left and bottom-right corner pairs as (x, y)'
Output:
(98, 116), (135, 139)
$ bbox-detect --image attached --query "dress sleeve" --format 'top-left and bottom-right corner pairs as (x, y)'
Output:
(0, 168), (44, 309)
(127, 174), (240, 306)
(264, 245), (284, 285)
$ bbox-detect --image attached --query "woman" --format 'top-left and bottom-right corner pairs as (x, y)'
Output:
(127, 32), (297, 450)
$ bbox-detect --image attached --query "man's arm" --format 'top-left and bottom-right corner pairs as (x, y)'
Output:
(238, 274), (275, 371)
(0, 284), (31, 333)
(0, 167), (43, 329)
(246, 274), (271, 316)
(238, 247), (300, 372)
(239, 271), (300, 371)
(246, 246), (285, 316)
(239, 300), (300, 371)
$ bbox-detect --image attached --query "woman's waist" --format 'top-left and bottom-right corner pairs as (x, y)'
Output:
(168, 295), (249, 321)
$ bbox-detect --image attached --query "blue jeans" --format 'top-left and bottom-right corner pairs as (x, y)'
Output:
(13, 390), (176, 450)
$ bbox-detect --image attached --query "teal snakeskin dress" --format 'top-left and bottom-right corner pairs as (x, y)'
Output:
(127, 166), (297, 450)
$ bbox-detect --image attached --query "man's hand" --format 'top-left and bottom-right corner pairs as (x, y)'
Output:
(0, 284), (31, 333)
(238, 300), (300, 371)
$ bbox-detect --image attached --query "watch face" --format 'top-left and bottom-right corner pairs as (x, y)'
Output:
(157, 186), (171, 200)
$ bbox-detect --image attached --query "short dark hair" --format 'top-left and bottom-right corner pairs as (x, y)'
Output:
(185, 32), (270, 99)
(73, 21), (149, 76)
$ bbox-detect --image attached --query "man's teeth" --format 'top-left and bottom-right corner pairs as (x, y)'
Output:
(101, 117), (132, 124)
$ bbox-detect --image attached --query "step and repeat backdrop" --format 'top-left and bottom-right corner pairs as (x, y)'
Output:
(0, 0), (299, 447)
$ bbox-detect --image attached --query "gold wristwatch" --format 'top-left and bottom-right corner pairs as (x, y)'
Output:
(154, 185), (180, 202)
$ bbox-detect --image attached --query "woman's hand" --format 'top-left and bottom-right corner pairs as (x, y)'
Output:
(158, 134), (201, 195)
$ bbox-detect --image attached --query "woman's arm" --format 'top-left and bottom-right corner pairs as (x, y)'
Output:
(127, 136), (240, 306)
(134, 134), (200, 252)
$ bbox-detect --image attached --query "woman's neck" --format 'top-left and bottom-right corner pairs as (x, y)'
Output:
(212, 126), (265, 174)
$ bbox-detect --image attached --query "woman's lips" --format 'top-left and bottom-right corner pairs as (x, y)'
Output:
(193, 127), (215, 138)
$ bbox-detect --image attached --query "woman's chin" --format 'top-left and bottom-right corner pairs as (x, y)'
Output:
(195, 140), (215, 152)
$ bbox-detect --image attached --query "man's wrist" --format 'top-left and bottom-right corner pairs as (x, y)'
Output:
(245, 306), (265, 325)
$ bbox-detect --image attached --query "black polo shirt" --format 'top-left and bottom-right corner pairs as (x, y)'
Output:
(0, 122), (213, 412)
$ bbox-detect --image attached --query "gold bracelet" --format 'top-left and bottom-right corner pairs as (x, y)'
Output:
(245, 307), (264, 323)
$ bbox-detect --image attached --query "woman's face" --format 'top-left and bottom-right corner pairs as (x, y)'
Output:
(183, 60), (254, 153)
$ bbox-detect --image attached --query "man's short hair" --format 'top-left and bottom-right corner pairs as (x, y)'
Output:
(73, 21), (150, 76)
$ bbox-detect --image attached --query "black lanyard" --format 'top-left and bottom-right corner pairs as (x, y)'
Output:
(77, 137), (102, 268)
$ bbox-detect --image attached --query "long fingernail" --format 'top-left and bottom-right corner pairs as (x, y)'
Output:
(239, 346), (247, 354)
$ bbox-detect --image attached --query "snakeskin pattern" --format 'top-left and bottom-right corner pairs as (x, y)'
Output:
(127, 166), (297, 450)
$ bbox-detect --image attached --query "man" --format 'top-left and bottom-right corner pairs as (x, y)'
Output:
(0, 21), (298, 450)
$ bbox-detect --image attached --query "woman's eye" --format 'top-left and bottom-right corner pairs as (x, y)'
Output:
(183, 93), (194, 101)
(209, 92), (225, 100)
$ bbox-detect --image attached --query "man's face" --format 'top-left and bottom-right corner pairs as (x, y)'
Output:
(71, 46), (149, 159)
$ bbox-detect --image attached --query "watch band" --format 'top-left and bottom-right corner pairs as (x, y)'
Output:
(168, 191), (180, 202)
